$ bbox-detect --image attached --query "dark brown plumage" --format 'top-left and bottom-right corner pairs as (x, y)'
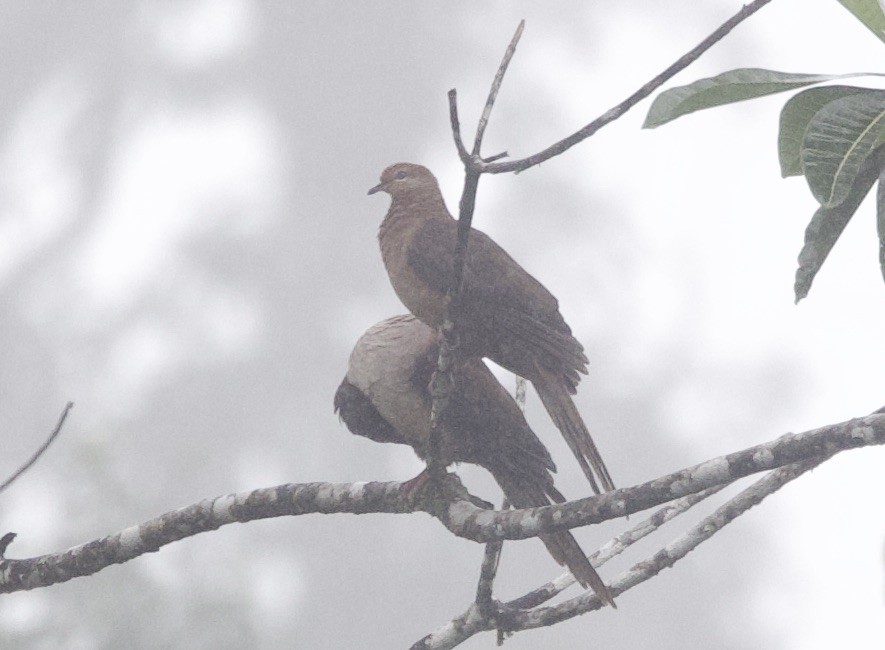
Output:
(368, 162), (615, 494)
(334, 315), (614, 606)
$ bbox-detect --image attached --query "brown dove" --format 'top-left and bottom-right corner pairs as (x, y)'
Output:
(368, 163), (614, 494)
(334, 314), (615, 606)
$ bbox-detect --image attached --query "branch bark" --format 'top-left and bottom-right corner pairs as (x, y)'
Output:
(413, 455), (828, 649)
(2, 410), (881, 595)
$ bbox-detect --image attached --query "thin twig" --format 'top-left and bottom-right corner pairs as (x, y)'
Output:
(447, 90), (470, 164)
(0, 402), (74, 496)
(472, 20), (525, 156)
(430, 25), (527, 477)
(417, 485), (726, 647)
(0, 533), (16, 558)
(508, 456), (828, 632)
(478, 0), (773, 174)
(413, 457), (825, 647)
(507, 483), (725, 610)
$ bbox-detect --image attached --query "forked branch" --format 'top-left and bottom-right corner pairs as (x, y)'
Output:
(2, 410), (881, 595)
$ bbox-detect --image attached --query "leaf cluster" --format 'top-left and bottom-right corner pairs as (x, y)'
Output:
(643, 0), (885, 302)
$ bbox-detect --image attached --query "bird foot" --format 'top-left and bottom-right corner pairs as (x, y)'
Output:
(400, 468), (432, 499)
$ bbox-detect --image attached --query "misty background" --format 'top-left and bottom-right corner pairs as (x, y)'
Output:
(1, 1), (883, 648)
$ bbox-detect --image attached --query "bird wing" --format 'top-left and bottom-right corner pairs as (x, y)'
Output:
(446, 358), (557, 480)
(407, 218), (587, 379)
(406, 218), (562, 320)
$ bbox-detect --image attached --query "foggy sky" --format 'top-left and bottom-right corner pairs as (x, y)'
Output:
(1, 2), (883, 648)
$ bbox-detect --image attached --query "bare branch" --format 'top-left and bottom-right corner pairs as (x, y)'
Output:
(507, 456), (827, 632)
(433, 412), (884, 544)
(0, 402), (74, 496)
(479, 0), (774, 174)
(1, 411), (881, 596)
(0, 534), (15, 558)
(430, 22), (527, 477)
(414, 457), (825, 648)
(447, 90), (470, 164)
(0, 479), (414, 594)
(474, 539), (503, 619)
(412, 486), (724, 649)
(507, 483), (725, 610)
(432, 0), (775, 477)
(472, 20), (525, 156)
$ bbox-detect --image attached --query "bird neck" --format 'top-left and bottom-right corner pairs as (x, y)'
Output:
(391, 190), (450, 219)
(379, 193), (450, 245)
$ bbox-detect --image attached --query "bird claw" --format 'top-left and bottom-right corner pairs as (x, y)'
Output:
(400, 468), (432, 499)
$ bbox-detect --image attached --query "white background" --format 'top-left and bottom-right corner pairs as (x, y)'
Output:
(0, 1), (883, 648)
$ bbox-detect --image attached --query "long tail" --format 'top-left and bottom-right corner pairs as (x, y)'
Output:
(491, 469), (616, 608)
(539, 528), (615, 608)
(534, 364), (615, 494)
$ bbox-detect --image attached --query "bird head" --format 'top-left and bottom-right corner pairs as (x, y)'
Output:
(367, 162), (440, 198)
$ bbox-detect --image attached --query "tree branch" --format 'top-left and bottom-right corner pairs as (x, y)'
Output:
(1, 410), (881, 596)
(472, 20), (524, 156)
(431, 0), (775, 465)
(413, 455), (827, 648)
(479, 0), (774, 174)
(507, 483), (726, 611)
(506, 455), (828, 633)
(0, 402), (73, 496)
(433, 411), (884, 543)
(429, 20), (525, 476)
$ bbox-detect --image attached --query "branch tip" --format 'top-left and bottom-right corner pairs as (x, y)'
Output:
(0, 402), (74, 496)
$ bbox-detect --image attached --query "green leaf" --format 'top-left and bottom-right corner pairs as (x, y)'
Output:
(795, 151), (881, 302)
(801, 90), (885, 207)
(642, 69), (868, 129)
(837, 0), (885, 45)
(779, 86), (871, 178)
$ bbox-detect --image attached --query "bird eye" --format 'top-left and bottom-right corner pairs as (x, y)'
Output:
(395, 170), (407, 180)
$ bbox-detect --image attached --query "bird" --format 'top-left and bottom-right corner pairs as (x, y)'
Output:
(334, 314), (615, 606)
(368, 162), (615, 494)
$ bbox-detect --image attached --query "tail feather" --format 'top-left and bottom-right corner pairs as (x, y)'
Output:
(490, 468), (615, 608)
(539, 531), (616, 608)
(534, 365), (615, 494)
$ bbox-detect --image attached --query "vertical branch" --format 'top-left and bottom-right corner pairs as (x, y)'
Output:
(472, 20), (525, 156)
(474, 539), (503, 619)
(428, 25), (526, 477)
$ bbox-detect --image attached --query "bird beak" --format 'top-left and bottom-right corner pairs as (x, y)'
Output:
(367, 181), (385, 196)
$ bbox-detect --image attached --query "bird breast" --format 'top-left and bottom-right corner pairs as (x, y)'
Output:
(379, 215), (447, 327)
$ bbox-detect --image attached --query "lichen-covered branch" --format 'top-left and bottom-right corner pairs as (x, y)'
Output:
(430, 20), (525, 476)
(434, 411), (884, 543)
(1, 411), (881, 596)
(412, 484), (724, 649)
(1, 480), (413, 593)
(412, 455), (827, 649)
(505, 455), (828, 632)
(507, 483), (726, 611)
